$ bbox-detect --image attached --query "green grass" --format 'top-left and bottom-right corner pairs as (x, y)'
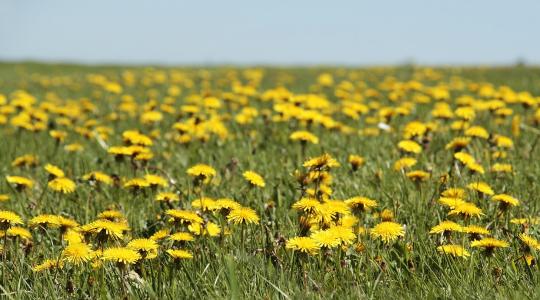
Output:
(1, 62), (540, 299)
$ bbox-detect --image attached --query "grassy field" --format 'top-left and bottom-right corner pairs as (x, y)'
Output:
(1, 62), (540, 299)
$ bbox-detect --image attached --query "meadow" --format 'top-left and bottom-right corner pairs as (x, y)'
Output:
(1, 62), (540, 299)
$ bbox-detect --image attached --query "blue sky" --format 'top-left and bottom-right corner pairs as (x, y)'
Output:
(1, 0), (539, 65)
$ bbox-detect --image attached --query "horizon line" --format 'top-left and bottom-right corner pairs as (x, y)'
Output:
(1, 59), (539, 69)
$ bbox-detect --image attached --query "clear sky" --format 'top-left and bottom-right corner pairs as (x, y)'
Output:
(1, 0), (539, 65)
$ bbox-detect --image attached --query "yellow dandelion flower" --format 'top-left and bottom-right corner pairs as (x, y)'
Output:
(0, 210), (23, 228)
(64, 143), (84, 152)
(303, 153), (340, 171)
(493, 135), (513, 148)
(323, 200), (350, 215)
(82, 219), (127, 239)
(108, 146), (133, 157)
(140, 111), (163, 124)
(122, 130), (153, 146)
(519, 233), (540, 250)
(63, 229), (84, 245)
(438, 197), (466, 208)
(463, 225), (490, 236)
(156, 192), (180, 202)
(406, 170), (430, 182)
(445, 137), (471, 150)
(186, 164), (216, 179)
(82, 171), (113, 185)
(492, 151), (507, 160)
(285, 237), (320, 255)
(123, 178), (150, 189)
(29, 214), (61, 228)
(441, 188), (465, 199)
(327, 225), (356, 245)
(525, 254), (535, 266)
(97, 210), (124, 221)
(32, 259), (63, 272)
(437, 245), (470, 258)
(44, 164), (65, 178)
(348, 154), (364, 171)
(292, 197), (322, 214)
(310, 207), (337, 226)
(227, 207), (260, 225)
(144, 174), (168, 188)
(7, 226), (32, 241)
(339, 215), (359, 228)
(48, 177), (76, 194)
(429, 220), (463, 234)
(306, 184), (333, 199)
(379, 209), (395, 221)
(191, 197), (217, 211)
(243, 171), (265, 188)
(101, 247), (141, 265)
(50, 130), (68, 142)
(125, 144), (151, 157)
(393, 157), (417, 171)
(465, 160), (484, 174)
(150, 229), (170, 241)
(370, 222), (405, 243)
(166, 209), (203, 225)
(397, 140), (422, 154)
(492, 194), (519, 207)
(465, 126), (489, 139)
(491, 163), (512, 173)
(306, 171), (333, 185)
(62, 242), (94, 265)
(448, 202), (484, 218)
(310, 229), (341, 248)
(11, 154), (39, 168)
(214, 198), (242, 211)
(471, 238), (509, 250)
(345, 196), (378, 211)
(467, 181), (494, 196)
(290, 130), (319, 144)
(454, 152), (476, 165)
(188, 222), (221, 237)
(166, 249), (193, 260)
(6, 175), (34, 189)
(403, 121), (427, 139)
(127, 238), (159, 259)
